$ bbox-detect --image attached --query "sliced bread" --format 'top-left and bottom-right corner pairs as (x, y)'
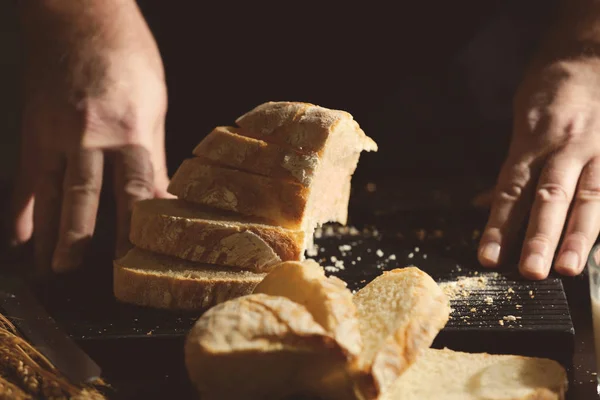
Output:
(130, 198), (305, 272)
(192, 126), (319, 186)
(253, 260), (362, 357)
(353, 267), (451, 398)
(382, 348), (568, 400)
(113, 247), (265, 311)
(184, 293), (352, 400)
(168, 102), (377, 235)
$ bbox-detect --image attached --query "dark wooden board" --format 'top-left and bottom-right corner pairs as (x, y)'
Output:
(1, 177), (574, 386)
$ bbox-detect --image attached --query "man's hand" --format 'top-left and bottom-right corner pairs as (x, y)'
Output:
(10, 0), (171, 274)
(478, 2), (600, 279)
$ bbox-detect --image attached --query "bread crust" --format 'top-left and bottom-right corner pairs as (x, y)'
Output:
(113, 249), (265, 311)
(184, 294), (349, 399)
(168, 159), (309, 230)
(235, 102), (377, 154)
(253, 260), (362, 357)
(130, 199), (305, 271)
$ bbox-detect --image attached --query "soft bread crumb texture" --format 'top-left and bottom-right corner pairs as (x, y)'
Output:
(353, 267), (451, 395)
(383, 348), (567, 400)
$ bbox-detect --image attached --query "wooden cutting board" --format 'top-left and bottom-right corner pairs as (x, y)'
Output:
(27, 177), (574, 381)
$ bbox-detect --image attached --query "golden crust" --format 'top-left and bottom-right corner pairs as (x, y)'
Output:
(130, 199), (305, 272)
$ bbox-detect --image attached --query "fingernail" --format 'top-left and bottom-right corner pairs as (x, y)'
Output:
(556, 251), (580, 272)
(480, 242), (501, 264)
(523, 253), (546, 274)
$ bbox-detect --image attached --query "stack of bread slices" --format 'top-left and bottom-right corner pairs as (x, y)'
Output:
(113, 101), (378, 310)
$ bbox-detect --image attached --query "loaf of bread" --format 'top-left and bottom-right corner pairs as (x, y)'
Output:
(113, 248), (265, 311)
(130, 198), (305, 272)
(116, 101), (376, 312)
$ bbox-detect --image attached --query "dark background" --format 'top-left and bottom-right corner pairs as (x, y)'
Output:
(0, 1), (559, 184)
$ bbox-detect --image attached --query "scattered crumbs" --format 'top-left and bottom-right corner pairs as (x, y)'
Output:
(320, 247), (326, 253)
(367, 249), (372, 253)
(351, 261), (356, 265)
(423, 254), (428, 259)
(351, 289), (357, 294)
(503, 315), (517, 322)
(330, 256), (338, 262)
(507, 288), (515, 294)
(366, 182), (377, 192)
(376, 249), (384, 258)
(339, 244), (352, 252)
(470, 308), (477, 313)
(516, 304), (522, 309)
(439, 275), (491, 300)
(306, 244), (319, 257)
(147, 330), (154, 336)
(474, 271), (479, 275)
(414, 247), (420, 253)
(456, 265), (462, 272)
(529, 290), (533, 296)
(499, 320), (505, 326)
(388, 254), (397, 261)
(357, 256), (362, 261)
(408, 252), (414, 259)
(484, 296), (493, 305)
(432, 229), (444, 239)
(324, 266), (339, 273)
(482, 309), (487, 314)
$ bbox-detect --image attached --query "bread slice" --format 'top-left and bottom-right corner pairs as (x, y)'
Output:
(113, 247), (265, 311)
(129, 198), (305, 272)
(192, 126), (319, 186)
(253, 260), (362, 356)
(353, 267), (451, 398)
(184, 293), (353, 400)
(168, 102), (377, 235)
(168, 159), (309, 230)
(382, 348), (568, 400)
